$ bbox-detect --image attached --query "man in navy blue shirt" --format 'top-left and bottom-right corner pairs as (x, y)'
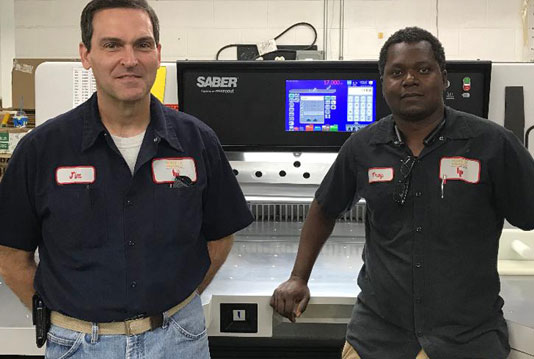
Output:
(0, 0), (253, 358)
(271, 27), (534, 358)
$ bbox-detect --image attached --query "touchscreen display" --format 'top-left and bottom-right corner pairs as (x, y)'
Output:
(285, 79), (377, 132)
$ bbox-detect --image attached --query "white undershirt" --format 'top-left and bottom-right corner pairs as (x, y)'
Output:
(110, 131), (146, 175)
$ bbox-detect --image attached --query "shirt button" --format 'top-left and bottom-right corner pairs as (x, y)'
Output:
(131, 281), (137, 288)
(153, 137), (159, 143)
(416, 226), (423, 233)
(415, 262), (422, 268)
(415, 192), (422, 197)
(126, 200), (133, 206)
(128, 241), (135, 247)
(415, 297), (422, 304)
(417, 330), (423, 337)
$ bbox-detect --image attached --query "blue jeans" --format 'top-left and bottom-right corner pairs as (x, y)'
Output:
(45, 294), (210, 359)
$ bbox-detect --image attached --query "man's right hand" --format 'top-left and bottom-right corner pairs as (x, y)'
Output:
(270, 276), (310, 323)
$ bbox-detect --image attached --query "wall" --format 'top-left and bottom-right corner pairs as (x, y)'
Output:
(0, 0), (15, 108)
(11, 0), (527, 62)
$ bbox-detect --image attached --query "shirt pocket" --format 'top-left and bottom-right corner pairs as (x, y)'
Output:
(43, 186), (108, 250)
(438, 179), (491, 216)
(153, 185), (203, 245)
(360, 180), (406, 238)
(436, 179), (493, 240)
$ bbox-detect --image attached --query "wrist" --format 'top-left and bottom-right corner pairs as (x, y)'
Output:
(289, 273), (309, 284)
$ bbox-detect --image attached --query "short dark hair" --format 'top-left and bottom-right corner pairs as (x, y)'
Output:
(81, 0), (160, 51)
(378, 27), (446, 76)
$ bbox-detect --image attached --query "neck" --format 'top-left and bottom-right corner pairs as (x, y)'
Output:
(97, 94), (151, 138)
(393, 105), (444, 157)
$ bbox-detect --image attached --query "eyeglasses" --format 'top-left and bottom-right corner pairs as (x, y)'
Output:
(393, 156), (416, 205)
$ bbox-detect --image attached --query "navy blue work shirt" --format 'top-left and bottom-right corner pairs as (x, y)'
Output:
(0, 94), (254, 322)
(316, 107), (534, 359)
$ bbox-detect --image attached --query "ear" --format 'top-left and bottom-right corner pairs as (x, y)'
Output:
(441, 69), (448, 88)
(79, 42), (91, 70)
(156, 43), (162, 67)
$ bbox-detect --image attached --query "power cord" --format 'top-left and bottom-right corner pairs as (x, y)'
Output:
(215, 22), (318, 60)
(215, 43), (242, 60)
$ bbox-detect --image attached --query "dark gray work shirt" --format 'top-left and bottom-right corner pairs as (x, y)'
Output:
(316, 107), (534, 359)
(0, 94), (253, 322)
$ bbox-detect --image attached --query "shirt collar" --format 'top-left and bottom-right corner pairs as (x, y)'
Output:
(440, 106), (476, 140)
(369, 106), (475, 145)
(369, 114), (395, 145)
(81, 94), (183, 153)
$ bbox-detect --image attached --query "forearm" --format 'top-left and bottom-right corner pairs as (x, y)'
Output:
(4, 265), (36, 309)
(197, 235), (234, 294)
(290, 200), (336, 282)
(0, 245), (37, 310)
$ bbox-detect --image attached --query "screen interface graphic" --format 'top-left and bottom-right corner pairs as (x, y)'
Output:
(285, 79), (377, 132)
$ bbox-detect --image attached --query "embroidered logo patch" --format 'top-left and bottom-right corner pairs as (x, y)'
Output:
(439, 157), (480, 183)
(368, 167), (394, 183)
(56, 166), (96, 185)
(152, 157), (197, 184)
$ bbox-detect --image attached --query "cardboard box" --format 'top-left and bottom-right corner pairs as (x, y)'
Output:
(0, 154), (10, 181)
(11, 58), (78, 110)
(0, 128), (31, 154)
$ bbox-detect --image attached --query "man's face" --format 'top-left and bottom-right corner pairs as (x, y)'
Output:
(381, 41), (447, 121)
(79, 8), (161, 104)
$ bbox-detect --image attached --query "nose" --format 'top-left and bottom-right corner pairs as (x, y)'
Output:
(120, 46), (138, 68)
(403, 71), (418, 86)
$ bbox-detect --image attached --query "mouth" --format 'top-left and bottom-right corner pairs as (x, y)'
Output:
(116, 74), (142, 79)
(401, 93), (423, 99)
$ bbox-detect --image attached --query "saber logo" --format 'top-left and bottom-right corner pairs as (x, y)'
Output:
(196, 76), (238, 88)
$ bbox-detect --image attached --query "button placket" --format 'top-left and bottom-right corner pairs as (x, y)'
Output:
(410, 159), (426, 338)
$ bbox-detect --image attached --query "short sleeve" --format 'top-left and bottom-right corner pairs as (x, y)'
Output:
(0, 136), (40, 251)
(315, 135), (361, 218)
(492, 130), (534, 230)
(200, 131), (254, 241)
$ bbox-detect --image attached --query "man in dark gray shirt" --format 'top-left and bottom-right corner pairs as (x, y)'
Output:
(271, 27), (534, 359)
